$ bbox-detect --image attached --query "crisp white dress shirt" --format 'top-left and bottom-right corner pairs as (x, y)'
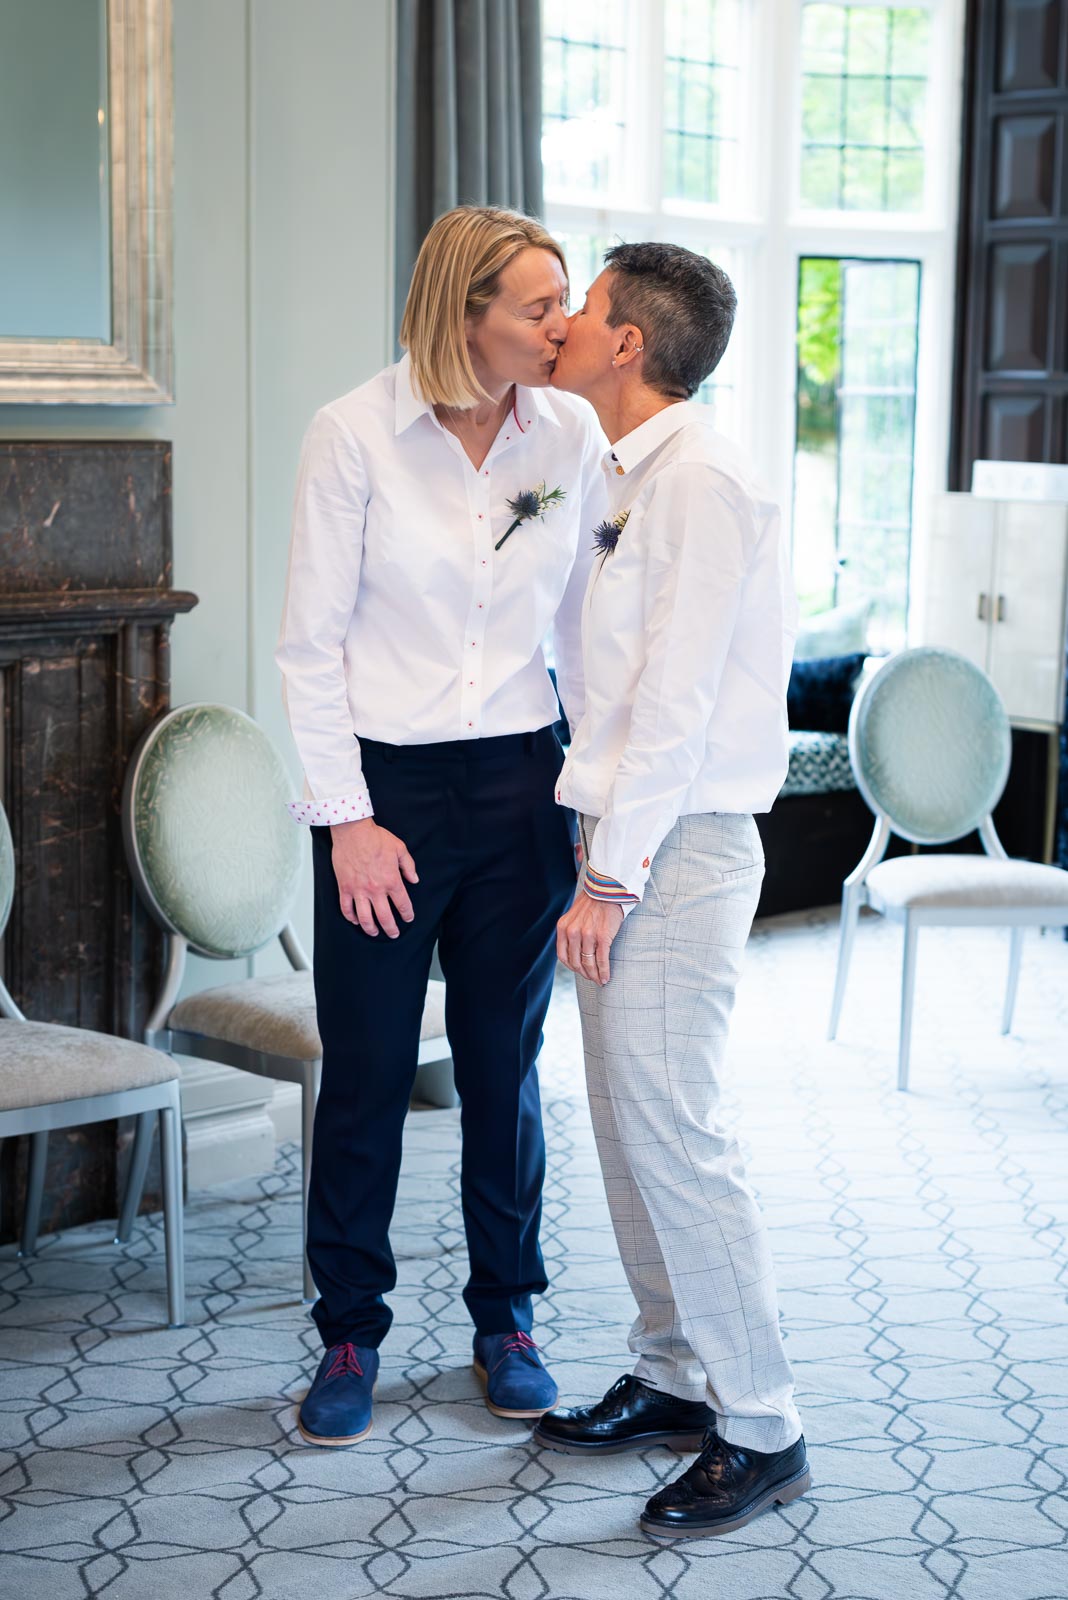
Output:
(558, 400), (798, 911)
(276, 354), (608, 822)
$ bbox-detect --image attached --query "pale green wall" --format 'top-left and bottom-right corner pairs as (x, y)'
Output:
(0, 0), (394, 979)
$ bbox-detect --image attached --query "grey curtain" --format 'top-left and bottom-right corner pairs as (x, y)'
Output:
(394, 0), (545, 345)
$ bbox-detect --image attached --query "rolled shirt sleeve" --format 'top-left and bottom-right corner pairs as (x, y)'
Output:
(275, 406), (375, 822)
(586, 463), (753, 902)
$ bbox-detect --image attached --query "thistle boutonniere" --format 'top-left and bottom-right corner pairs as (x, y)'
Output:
(592, 508), (630, 558)
(495, 481), (566, 552)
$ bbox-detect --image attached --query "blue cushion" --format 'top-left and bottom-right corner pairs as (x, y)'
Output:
(787, 653), (867, 734)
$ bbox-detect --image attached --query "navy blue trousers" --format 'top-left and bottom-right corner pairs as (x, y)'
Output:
(307, 725), (576, 1350)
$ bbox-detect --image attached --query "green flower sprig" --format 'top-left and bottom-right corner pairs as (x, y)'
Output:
(495, 481), (566, 552)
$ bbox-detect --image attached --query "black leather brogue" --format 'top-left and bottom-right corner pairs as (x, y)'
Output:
(641, 1429), (811, 1538)
(532, 1373), (715, 1455)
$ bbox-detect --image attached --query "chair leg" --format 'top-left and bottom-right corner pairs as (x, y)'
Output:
(828, 882), (863, 1040)
(898, 917), (919, 1092)
(18, 1131), (49, 1257)
(1002, 929), (1024, 1035)
(158, 1093), (185, 1328)
(116, 1110), (156, 1243)
(301, 1065), (319, 1305)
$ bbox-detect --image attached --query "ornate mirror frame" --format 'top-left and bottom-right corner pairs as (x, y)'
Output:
(0, 0), (173, 405)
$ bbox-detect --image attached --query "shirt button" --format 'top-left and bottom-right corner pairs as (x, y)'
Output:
(484, 470), (489, 477)
(482, 559), (487, 566)
(615, 465), (625, 475)
(478, 513), (483, 519)
(478, 603), (483, 609)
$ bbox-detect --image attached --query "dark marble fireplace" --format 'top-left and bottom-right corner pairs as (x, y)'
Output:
(0, 441), (197, 1243)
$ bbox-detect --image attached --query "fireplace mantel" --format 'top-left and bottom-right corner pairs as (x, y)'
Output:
(0, 440), (197, 1240)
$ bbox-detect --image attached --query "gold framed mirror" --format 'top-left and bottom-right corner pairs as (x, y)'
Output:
(0, 0), (173, 404)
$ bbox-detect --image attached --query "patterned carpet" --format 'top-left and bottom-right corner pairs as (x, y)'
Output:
(1, 908), (1067, 1600)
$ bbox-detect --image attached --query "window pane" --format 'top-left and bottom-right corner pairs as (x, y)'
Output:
(793, 257), (920, 649)
(552, 231), (614, 308)
(799, 2), (931, 213)
(542, 0), (630, 199)
(663, 0), (742, 207)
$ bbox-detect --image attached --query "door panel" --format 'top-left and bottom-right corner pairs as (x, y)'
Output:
(919, 493), (996, 667)
(989, 501), (1068, 723)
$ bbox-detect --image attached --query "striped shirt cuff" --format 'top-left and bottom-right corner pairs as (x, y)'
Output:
(287, 791), (374, 826)
(582, 864), (639, 906)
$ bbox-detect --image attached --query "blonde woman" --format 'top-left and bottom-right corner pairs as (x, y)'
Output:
(276, 206), (606, 1446)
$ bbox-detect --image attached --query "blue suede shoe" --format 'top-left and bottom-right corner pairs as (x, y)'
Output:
(473, 1331), (558, 1419)
(297, 1341), (379, 1446)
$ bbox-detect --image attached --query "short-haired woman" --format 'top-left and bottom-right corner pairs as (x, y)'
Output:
(537, 243), (809, 1538)
(276, 206), (606, 1446)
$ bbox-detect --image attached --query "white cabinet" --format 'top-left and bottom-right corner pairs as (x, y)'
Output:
(921, 494), (1068, 731)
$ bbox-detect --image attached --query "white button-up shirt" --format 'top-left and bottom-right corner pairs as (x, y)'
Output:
(276, 354), (608, 822)
(558, 400), (797, 908)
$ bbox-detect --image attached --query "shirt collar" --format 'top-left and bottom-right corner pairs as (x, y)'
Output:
(604, 399), (704, 479)
(394, 352), (562, 437)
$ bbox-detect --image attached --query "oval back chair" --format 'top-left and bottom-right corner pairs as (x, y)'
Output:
(829, 648), (1068, 1089)
(121, 703), (449, 1302)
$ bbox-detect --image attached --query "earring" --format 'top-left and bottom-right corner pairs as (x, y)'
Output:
(634, 344), (644, 353)
(611, 358), (617, 366)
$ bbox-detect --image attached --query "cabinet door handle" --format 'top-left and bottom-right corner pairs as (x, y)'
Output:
(977, 592), (988, 621)
(996, 594), (1006, 622)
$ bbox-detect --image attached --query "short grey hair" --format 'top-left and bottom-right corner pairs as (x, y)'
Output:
(602, 242), (737, 400)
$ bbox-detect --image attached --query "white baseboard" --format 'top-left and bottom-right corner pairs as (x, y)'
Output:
(177, 1057), (277, 1189)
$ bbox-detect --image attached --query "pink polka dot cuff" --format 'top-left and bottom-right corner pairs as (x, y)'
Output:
(287, 792), (374, 826)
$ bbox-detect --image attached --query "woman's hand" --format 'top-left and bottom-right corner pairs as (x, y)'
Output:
(330, 819), (418, 937)
(557, 893), (623, 986)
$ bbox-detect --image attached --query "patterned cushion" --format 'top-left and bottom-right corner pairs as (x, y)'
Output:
(867, 856), (1068, 911)
(780, 732), (857, 798)
(169, 972), (448, 1061)
(0, 1021), (176, 1111)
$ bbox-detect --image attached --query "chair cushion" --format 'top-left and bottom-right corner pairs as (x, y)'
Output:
(867, 855), (1068, 911)
(168, 972), (448, 1062)
(0, 1021), (176, 1112)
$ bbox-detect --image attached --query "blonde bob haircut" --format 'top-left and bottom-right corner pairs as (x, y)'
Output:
(400, 205), (568, 410)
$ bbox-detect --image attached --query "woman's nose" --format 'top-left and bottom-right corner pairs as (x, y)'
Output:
(547, 307), (570, 344)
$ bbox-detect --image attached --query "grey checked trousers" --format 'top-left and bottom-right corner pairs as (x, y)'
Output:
(577, 811), (802, 1454)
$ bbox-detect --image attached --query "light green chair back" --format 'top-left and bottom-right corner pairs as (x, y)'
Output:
(848, 647), (1011, 846)
(0, 803), (13, 941)
(124, 704), (304, 959)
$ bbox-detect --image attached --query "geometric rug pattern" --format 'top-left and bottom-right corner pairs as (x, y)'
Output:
(1, 909), (1067, 1599)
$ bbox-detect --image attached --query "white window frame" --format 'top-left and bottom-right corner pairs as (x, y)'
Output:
(543, 0), (967, 640)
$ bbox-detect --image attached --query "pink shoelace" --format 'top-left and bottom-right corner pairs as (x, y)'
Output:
(491, 1330), (540, 1373)
(323, 1342), (365, 1382)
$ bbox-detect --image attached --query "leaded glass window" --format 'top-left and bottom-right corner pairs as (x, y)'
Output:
(793, 257), (920, 647)
(663, 0), (742, 207)
(542, 0), (629, 199)
(800, 3), (931, 211)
